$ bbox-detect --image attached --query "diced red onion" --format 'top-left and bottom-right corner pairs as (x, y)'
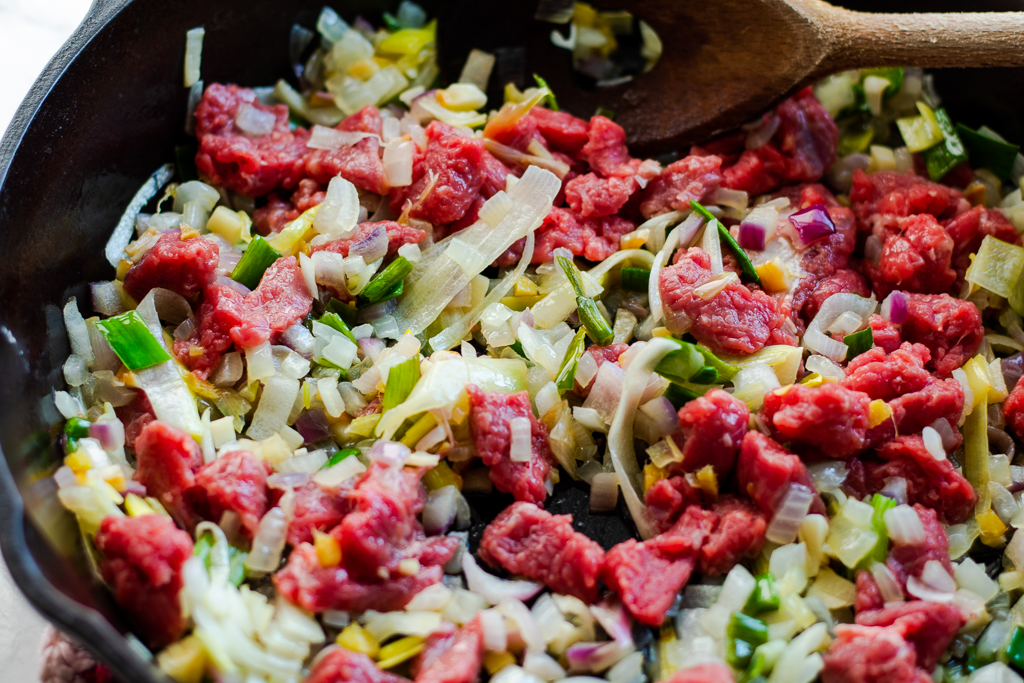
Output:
(746, 114), (779, 150)
(349, 225), (388, 263)
(509, 417), (533, 462)
(462, 553), (542, 605)
(589, 598), (632, 646)
(422, 485), (459, 535)
(880, 290), (908, 325)
(738, 222), (767, 251)
(1002, 353), (1023, 392)
(235, 103), (277, 137)
(788, 203), (836, 247)
(280, 324), (316, 360)
(589, 472), (620, 513)
(90, 281), (124, 316)
(89, 420), (125, 452)
(215, 275), (251, 296)
(357, 297), (398, 325)
(294, 409), (331, 445)
(765, 483), (815, 544)
(869, 562), (904, 603)
(879, 476), (908, 504)
(357, 336), (387, 362)
(638, 397), (676, 436)
(883, 504), (926, 545)
(368, 440), (411, 467)
(267, 472), (312, 490)
(565, 641), (630, 673)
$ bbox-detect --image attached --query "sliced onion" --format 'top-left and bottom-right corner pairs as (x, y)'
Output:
(383, 140), (415, 187)
(235, 103), (277, 137)
(313, 454), (366, 488)
(509, 416), (533, 462)
(883, 504), (926, 545)
(746, 115), (780, 150)
(280, 324), (316, 360)
(869, 562), (904, 603)
(90, 281), (125, 316)
(498, 598), (545, 652)
(244, 507), (289, 573)
(766, 484), (815, 544)
(788, 204), (836, 247)
(479, 608), (508, 652)
(422, 485), (459, 535)
(805, 354), (845, 381)
(921, 426), (946, 460)
(524, 650), (566, 682)
(313, 176), (360, 239)
(954, 557), (999, 601)
(879, 476), (908, 504)
(575, 351), (599, 388)
(89, 420), (125, 452)
(582, 361), (626, 425)
(350, 225), (388, 263)
(589, 599), (632, 646)
(701, 215), (723, 275)
(565, 641), (630, 673)
(479, 191), (514, 228)
(589, 472), (619, 513)
(247, 375), (300, 440)
(881, 290), (909, 325)
(638, 397), (676, 436)
(463, 554), (542, 605)
(368, 440), (411, 467)
(307, 125), (377, 151)
(210, 351), (243, 387)
(294, 409), (330, 444)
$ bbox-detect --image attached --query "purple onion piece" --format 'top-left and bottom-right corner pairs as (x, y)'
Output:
(123, 480), (148, 497)
(358, 336), (387, 362)
(881, 290), (909, 325)
(89, 420), (125, 451)
(294, 409), (331, 445)
(788, 203), (836, 247)
(738, 221), (766, 251)
(281, 324), (317, 360)
(368, 440), (411, 466)
(357, 297), (398, 324)
(267, 472), (311, 490)
(1002, 353), (1023, 392)
(349, 225), (388, 263)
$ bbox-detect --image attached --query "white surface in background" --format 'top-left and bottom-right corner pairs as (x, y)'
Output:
(0, 1), (94, 679)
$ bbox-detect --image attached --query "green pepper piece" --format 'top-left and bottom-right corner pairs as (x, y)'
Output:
(381, 356), (420, 411)
(957, 124), (1020, 180)
(228, 545), (248, 586)
(728, 637), (756, 670)
(745, 573), (780, 616)
(230, 237), (283, 291)
(318, 312), (357, 343)
(655, 343), (705, 385)
(688, 365), (719, 385)
(64, 417), (91, 439)
(620, 267), (651, 292)
(94, 310), (173, 371)
(594, 106), (616, 120)
(924, 108), (968, 181)
(1006, 627), (1024, 672)
(728, 612), (769, 646)
(324, 448), (360, 469)
(557, 256), (614, 346)
(555, 328), (588, 394)
(861, 494), (897, 568)
(664, 382), (701, 409)
(843, 327), (874, 362)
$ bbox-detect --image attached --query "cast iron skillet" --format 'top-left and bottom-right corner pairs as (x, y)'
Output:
(0, 0), (1022, 680)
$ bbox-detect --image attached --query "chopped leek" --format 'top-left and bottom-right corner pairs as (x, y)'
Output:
(861, 67), (904, 100)
(95, 311), (172, 370)
(381, 356), (421, 411)
(557, 256), (614, 345)
(690, 201), (760, 286)
(966, 235), (1024, 315)
(965, 399), (991, 515)
(328, 298), (359, 326)
(555, 328), (588, 393)
(230, 237), (282, 290)
(863, 494), (897, 567)
(620, 266), (651, 292)
(324, 448), (359, 469)
(688, 366), (719, 384)
(318, 312), (357, 343)
(896, 102), (944, 152)
(361, 256), (414, 304)
(193, 532), (247, 587)
(533, 74), (559, 111)
(958, 123), (1020, 180)
(924, 108), (967, 181)
(843, 327), (873, 361)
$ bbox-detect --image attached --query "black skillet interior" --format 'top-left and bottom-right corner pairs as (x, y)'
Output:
(0, 0), (1021, 681)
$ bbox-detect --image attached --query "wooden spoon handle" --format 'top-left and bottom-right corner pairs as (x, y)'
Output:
(803, 4), (1024, 74)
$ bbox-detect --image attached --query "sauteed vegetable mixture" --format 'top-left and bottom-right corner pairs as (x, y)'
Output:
(50, 4), (1024, 683)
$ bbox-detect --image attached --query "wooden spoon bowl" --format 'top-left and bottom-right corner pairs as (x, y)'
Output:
(437, 0), (1024, 154)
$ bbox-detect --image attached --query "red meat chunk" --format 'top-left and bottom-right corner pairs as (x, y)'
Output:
(134, 420), (202, 527)
(900, 293), (983, 376)
(640, 155), (723, 219)
(479, 501), (606, 602)
(762, 383), (872, 459)
(869, 213), (957, 296)
(674, 389), (749, 477)
(603, 505), (716, 626)
(855, 601), (963, 670)
(645, 475), (702, 534)
(574, 343), (628, 396)
(737, 431), (825, 516)
(413, 617), (483, 683)
(253, 179), (328, 235)
(274, 543), (446, 613)
(698, 496), (768, 576)
(307, 647), (410, 683)
(720, 144), (789, 196)
(286, 481), (349, 547)
(775, 87), (839, 182)
(94, 514), (193, 649)
(868, 314), (902, 354)
(175, 256), (314, 378)
(530, 107), (589, 155)
(529, 207), (636, 264)
(311, 221), (427, 259)
(116, 393), (155, 450)
(802, 269), (870, 323)
(389, 121), (488, 226)
(855, 570), (884, 613)
(194, 83), (310, 197)
(945, 205), (1021, 275)
(190, 450), (271, 539)
(123, 231), (219, 301)
(1007, 381), (1024, 441)
(663, 663), (737, 683)
(564, 172), (639, 218)
(886, 504), (954, 586)
(580, 115), (632, 176)
(305, 138), (386, 195)
(849, 170), (963, 234)
(659, 247), (787, 355)
(467, 385), (553, 505)
(821, 624), (922, 683)
(333, 463), (456, 582)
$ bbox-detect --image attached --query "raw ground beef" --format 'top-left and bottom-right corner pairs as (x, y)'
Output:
(123, 231), (219, 301)
(663, 663), (736, 683)
(479, 501), (605, 602)
(564, 172), (639, 218)
(412, 617), (483, 683)
(311, 221), (427, 259)
(762, 383), (872, 459)
(849, 170), (963, 234)
(94, 514), (193, 649)
(1007, 381), (1024, 441)
(189, 449), (271, 539)
(698, 495), (767, 576)
(886, 504), (954, 586)
(285, 481), (349, 547)
(900, 293), (983, 376)
(866, 213), (957, 297)
(645, 475), (702, 534)
(306, 647), (410, 683)
(579, 116), (632, 176)
(252, 179), (326, 234)
(305, 105), (387, 194)
(673, 389), (749, 477)
(944, 205), (1021, 276)
(639, 155), (723, 218)
(466, 385), (553, 505)
(133, 420), (202, 528)
(515, 206), (636, 265)
(821, 624), (924, 683)
(855, 601), (963, 671)
(736, 431), (825, 516)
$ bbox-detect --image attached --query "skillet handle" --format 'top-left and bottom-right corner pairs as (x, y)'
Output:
(86, 0), (132, 22)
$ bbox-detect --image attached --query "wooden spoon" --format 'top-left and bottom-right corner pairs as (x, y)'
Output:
(437, 0), (1024, 154)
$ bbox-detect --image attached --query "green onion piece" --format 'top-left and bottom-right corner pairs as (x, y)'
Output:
(377, 280), (404, 302)
(861, 67), (904, 99)
(95, 310), (172, 370)
(230, 236), (282, 290)
(957, 124), (1021, 180)
(556, 256), (614, 345)
(924, 109), (968, 181)
(664, 382), (702, 409)
(843, 327), (874, 361)
(175, 144), (199, 182)
(555, 328), (588, 394)
(533, 74), (559, 111)
(837, 124), (874, 157)
(1004, 626), (1024, 671)
(64, 417), (91, 439)
(324, 448), (360, 469)
(744, 573), (780, 615)
(693, 344), (739, 381)
(690, 201), (760, 286)
(361, 256), (414, 304)
(727, 612), (769, 669)
(382, 12), (402, 31)
(228, 545), (248, 587)
(620, 267), (651, 292)
(318, 312), (357, 343)
(862, 493), (897, 567)
(327, 298), (359, 327)
(594, 106), (615, 120)
(381, 356), (421, 411)
(687, 365), (718, 385)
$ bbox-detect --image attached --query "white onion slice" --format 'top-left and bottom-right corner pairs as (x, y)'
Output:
(313, 176), (360, 239)
(509, 417), (533, 462)
(869, 562), (904, 603)
(383, 140), (415, 187)
(766, 484), (815, 544)
(183, 28), (204, 88)
(883, 504), (926, 546)
(235, 103), (276, 137)
(307, 125), (377, 151)
(463, 554), (542, 605)
(701, 216), (723, 275)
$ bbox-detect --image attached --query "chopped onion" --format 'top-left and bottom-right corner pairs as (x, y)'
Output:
(766, 484), (815, 544)
(281, 324), (316, 360)
(883, 505), (926, 545)
(731, 362), (781, 411)
(575, 351), (599, 388)
(183, 27), (204, 87)
(906, 560), (956, 601)
(479, 191), (514, 228)
(277, 449), (328, 474)
(247, 376), (300, 440)
(954, 557), (998, 601)
(802, 330), (847, 363)
(479, 608), (508, 652)
(788, 204), (836, 247)
(869, 562), (904, 603)
(307, 125), (376, 151)
(565, 641), (630, 673)
(350, 225), (388, 263)
(313, 454), (366, 488)
(710, 187), (748, 211)
(462, 553), (542, 605)
(826, 310), (864, 336)
(422, 485), (459, 535)
(235, 103), (276, 137)
(89, 419), (125, 452)
(383, 140), (415, 187)
(693, 271), (738, 300)
(746, 114), (780, 150)
(210, 351), (243, 387)
(498, 598), (545, 652)
(805, 354), (845, 381)
(245, 341), (276, 382)
(582, 361), (625, 425)
(523, 650), (566, 682)
(509, 416), (533, 462)
(880, 290), (908, 325)
(483, 138), (570, 179)
(768, 623), (827, 683)
(803, 293), (876, 361)
(90, 281), (124, 317)
(879, 476), (908, 504)
(638, 397), (676, 436)
(364, 611), (443, 642)
(590, 599), (632, 646)
(921, 426), (946, 460)
(458, 49), (496, 90)
(244, 507), (289, 573)
(701, 216), (723, 275)
(589, 473), (619, 512)
(313, 176), (359, 239)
